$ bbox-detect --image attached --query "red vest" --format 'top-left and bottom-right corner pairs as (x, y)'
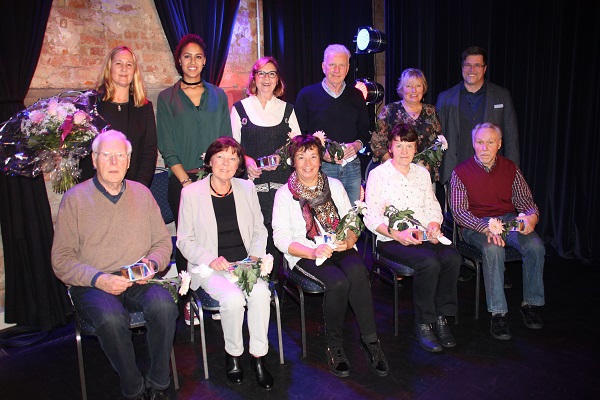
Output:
(454, 156), (517, 218)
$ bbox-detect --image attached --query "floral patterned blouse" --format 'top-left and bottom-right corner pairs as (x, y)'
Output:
(370, 101), (442, 181)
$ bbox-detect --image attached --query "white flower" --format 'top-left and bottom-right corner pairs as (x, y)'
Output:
(178, 271), (191, 295)
(286, 158), (292, 166)
(488, 218), (505, 236)
(200, 152), (206, 162)
(312, 130), (327, 144)
(260, 254), (274, 277)
(438, 135), (448, 151)
(73, 110), (87, 125)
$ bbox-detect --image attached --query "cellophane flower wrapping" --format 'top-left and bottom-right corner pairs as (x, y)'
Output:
(0, 91), (100, 193)
(230, 255), (273, 296)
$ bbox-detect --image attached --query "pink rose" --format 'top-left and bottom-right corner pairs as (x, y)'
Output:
(73, 110), (87, 125)
(46, 100), (58, 116)
(29, 110), (44, 124)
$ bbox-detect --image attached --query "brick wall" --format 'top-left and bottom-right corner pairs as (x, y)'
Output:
(1, 0), (259, 316)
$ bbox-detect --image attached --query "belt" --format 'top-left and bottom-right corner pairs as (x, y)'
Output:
(186, 168), (200, 174)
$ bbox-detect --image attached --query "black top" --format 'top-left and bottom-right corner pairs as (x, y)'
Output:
(79, 95), (158, 187)
(212, 193), (247, 262)
(458, 83), (487, 166)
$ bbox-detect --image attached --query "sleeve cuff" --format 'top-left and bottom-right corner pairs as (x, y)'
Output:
(91, 272), (104, 288)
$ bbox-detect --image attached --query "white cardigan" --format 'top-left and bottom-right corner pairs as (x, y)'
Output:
(272, 177), (352, 268)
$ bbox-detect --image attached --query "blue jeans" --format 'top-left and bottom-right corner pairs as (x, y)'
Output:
(70, 283), (178, 399)
(462, 215), (545, 315)
(321, 157), (361, 204)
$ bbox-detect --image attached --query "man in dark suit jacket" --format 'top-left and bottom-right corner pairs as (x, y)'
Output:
(436, 46), (519, 185)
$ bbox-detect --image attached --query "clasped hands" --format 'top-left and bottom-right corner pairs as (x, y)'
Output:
(392, 223), (444, 246)
(96, 257), (155, 295)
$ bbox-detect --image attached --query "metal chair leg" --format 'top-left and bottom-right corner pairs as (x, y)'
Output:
(75, 325), (87, 400)
(272, 290), (285, 364)
(298, 284), (307, 359)
(475, 260), (481, 319)
(170, 347), (179, 389)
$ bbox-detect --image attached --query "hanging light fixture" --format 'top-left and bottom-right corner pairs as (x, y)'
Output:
(355, 78), (384, 105)
(354, 26), (387, 54)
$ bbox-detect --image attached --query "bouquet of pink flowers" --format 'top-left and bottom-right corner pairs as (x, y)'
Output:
(230, 254), (274, 295)
(0, 91), (100, 193)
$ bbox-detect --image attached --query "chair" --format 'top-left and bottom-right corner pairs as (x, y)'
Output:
(188, 281), (284, 379)
(69, 289), (179, 400)
(452, 220), (523, 319)
(280, 257), (325, 358)
(149, 167), (175, 225)
(370, 236), (417, 336)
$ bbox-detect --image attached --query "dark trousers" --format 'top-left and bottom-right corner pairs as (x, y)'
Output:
(168, 174), (198, 272)
(70, 283), (178, 399)
(296, 249), (377, 347)
(378, 240), (462, 324)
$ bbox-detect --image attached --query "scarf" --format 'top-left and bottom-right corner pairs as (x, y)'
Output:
(288, 171), (340, 240)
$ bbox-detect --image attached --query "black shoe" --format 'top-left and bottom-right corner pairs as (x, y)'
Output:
(358, 339), (389, 376)
(144, 387), (169, 400)
(490, 314), (512, 340)
(414, 323), (442, 352)
(251, 356), (274, 390)
(458, 266), (474, 282)
(225, 353), (244, 384)
(520, 305), (543, 329)
(433, 316), (456, 348)
(504, 274), (513, 289)
(325, 346), (350, 377)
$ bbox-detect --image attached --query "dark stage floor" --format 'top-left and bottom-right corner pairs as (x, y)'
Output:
(1, 240), (599, 400)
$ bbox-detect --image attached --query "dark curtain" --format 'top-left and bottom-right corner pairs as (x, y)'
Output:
(153, 0), (240, 85)
(384, 0), (599, 262)
(0, 1), (71, 330)
(263, 0), (374, 103)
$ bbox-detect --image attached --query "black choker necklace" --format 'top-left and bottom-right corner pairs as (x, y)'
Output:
(210, 176), (232, 197)
(181, 78), (202, 86)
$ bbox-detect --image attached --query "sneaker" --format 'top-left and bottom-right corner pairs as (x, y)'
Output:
(520, 305), (543, 329)
(184, 301), (199, 326)
(358, 338), (389, 376)
(325, 346), (350, 377)
(212, 312), (221, 321)
(490, 314), (512, 340)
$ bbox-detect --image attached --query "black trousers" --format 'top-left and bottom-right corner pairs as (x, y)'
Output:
(377, 240), (462, 324)
(296, 249), (377, 347)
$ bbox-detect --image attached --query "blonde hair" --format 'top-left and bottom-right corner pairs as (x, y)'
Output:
(396, 68), (428, 99)
(96, 46), (148, 107)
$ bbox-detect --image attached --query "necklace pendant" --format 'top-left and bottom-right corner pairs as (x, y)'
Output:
(117, 104), (121, 112)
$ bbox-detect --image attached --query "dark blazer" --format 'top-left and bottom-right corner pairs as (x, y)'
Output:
(436, 81), (519, 184)
(80, 96), (158, 187)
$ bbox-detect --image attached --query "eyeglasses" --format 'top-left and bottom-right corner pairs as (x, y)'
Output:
(94, 151), (129, 161)
(462, 63), (486, 70)
(255, 70), (278, 78)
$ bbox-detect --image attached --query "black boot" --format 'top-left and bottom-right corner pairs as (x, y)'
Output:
(433, 316), (457, 347)
(225, 353), (243, 384)
(251, 356), (274, 389)
(415, 323), (442, 352)
(358, 337), (389, 376)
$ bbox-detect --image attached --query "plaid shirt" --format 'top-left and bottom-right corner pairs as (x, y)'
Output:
(450, 156), (539, 233)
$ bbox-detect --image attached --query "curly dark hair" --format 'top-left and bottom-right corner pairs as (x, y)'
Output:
(174, 34), (207, 77)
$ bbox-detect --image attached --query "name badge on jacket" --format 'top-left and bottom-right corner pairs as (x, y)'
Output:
(494, 104), (504, 108)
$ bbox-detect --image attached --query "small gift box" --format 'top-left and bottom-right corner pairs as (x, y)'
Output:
(120, 262), (152, 281)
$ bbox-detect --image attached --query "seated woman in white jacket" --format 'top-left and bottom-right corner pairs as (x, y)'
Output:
(176, 137), (273, 389)
(272, 134), (389, 378)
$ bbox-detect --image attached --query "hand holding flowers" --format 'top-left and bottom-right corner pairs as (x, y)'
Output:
(229, 254), (273, 296)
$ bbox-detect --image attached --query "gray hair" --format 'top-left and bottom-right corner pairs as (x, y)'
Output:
(472, 122), (503, 142)
(323, 44), (351, 63)
(91, 129), (132, 154)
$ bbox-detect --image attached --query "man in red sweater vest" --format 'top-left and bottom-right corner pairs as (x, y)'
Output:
(449, 123), (545, 340)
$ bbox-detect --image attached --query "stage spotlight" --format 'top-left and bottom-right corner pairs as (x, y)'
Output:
(355, 78), (384, 105)
(354, 26), (387, 54)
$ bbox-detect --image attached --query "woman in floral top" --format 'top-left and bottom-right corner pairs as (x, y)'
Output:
(370, 68), (442, 182)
